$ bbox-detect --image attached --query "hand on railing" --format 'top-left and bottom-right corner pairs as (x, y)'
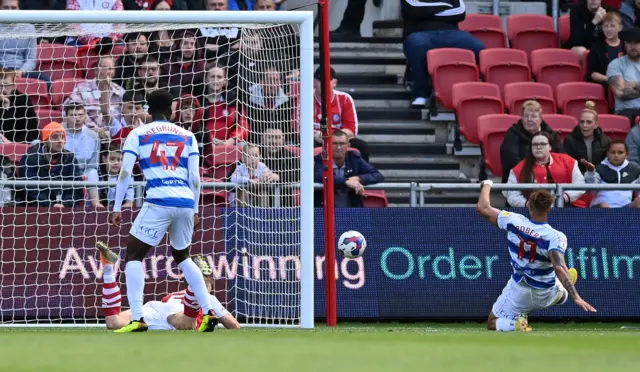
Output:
(580, 159), (596, 173)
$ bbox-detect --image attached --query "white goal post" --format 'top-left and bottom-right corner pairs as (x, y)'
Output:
(0, 10), (315, 329)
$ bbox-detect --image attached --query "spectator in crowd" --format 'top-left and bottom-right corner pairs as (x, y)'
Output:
(246, 65), (295, 143)
(127, 56), (180, 108)
(260, 126), (299, 207)
(563, 101), (612, 173)
(0, 69), (38, 143)
(583, 140), (640, 206)
(20, 122), (82, 208)
(254, 0), (284, 10)
(197, 0), (242, 64)
(63, 102), (102, 208)
(19, 0), (65, 9)
(253, 0), (300, 78)
(505, 132), (585, 208)
(401, 0), (485, 107)
(330, 0), (383, 40)
(110, 90), (145, 145)
(314, 130), (383, 208)
(114, 32), (149, 88)
(619, 0), (640, 29)
(499, 100), (564, 182)
(568, 0), (610, 59)
(65, 0), (124, 46)
(587, 11), (624, 85)
(122, 0), (152, 10)
(312, 67), (370, 162)
(173, 94), (213, 172)
(98, 142), (133, 208)
(201, 64), (249, 146)
(65, 56), (125, 138)
(607, 27), (640, 123)
(148, 2), (174, 64)
(0, 0), (52, 86)
(162, 30), (206, 98)
(229, 144), (279, 207)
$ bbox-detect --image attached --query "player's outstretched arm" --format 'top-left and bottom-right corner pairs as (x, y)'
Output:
(549, 251), (597, 312)
(476, 180), (500, 226)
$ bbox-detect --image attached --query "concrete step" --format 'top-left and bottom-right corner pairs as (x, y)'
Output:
(358, 121), (436, 136)
(314, 54), (406, 66)
(314, 37), (404, 44)
(314, 42), (404, 52)
(331, 64), (405, 75)
(354, 99), (410, 109)
(358, 107), (427, 121)
(342, 85), (409, 100)
(368, 142), (447, 156)
(370, 155), (460, 169)
(337, 73), (402, 86)
(359, 134), (435, 144)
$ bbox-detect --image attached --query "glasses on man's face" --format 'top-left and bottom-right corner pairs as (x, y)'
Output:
(532, 142), (549, 148)
(332, 141), (349, 148)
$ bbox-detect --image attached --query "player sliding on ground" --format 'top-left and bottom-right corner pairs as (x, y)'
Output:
(97, 242), (240, 331)
(109, 89), (217, 333)
(476, 180), (597, 332)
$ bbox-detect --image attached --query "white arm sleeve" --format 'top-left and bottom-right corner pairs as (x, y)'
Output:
(565, 161), (586, 202)
(113, 152), (136, 212)
(188, 134), (201, 213)
(504, 170), (528, 207)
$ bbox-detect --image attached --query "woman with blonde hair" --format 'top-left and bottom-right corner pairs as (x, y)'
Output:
(499, 100), (564, 183)
(563, 101), (611, 174)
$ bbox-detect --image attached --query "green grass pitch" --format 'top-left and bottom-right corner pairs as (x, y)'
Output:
(0, 323), (639, 372)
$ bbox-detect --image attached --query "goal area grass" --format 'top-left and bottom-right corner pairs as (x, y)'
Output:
(1, 323), (639, 372)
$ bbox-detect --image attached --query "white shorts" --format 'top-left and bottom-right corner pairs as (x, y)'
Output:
(491, 278), (567, 320)
(143, 301), (183, 331)
(130, 202), (194, 250)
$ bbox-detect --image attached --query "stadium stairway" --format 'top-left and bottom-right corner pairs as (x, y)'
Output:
(313, 37), (478, 207)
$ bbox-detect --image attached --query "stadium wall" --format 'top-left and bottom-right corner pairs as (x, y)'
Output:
(1, 208), (639, 322)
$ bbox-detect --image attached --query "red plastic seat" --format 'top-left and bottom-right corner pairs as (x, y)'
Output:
(459, 14), (507, 48)
(50, 79), (84, 107)
(556, 82), (608, 117)
(504, 82), (556, 114)
(478, 114), (520, 177)
(427, 48), (479, 109)
(542, 114), (578, 141)
(479, 48), (531, 100)
(452, 82), (504, 144)
(0, 143), (30, 163)
(362, 190), (388, 208)
(531, 49), (583, 92)
(36, 109), (64, 130)
(598, 114), (630, 141)
(507, 15), (558, 59)
(13, 78), (50, 108)
(36, 44), (82, 81)
(559, 15), (571, 45)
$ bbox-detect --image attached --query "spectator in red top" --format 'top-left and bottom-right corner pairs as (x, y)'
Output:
(162, 30), (206, 98)
(201, 64), (249, 146)
(312, 66), (370, 161)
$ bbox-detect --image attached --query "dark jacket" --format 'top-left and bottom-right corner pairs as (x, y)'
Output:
(500, 120), (564, 182)
(114, 54), (137, 88)
(619, 0), (640, 29)
(567, 3), (610, 49)
(1, 92), (38, 143)
(587, 38), (625, 81)
(313, 152), (384, 207)
(563, 126), (611, 173)
(19, 143), (82, 207)
(401, 0), (466, 37)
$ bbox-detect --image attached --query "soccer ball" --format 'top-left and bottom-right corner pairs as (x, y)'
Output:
(338, 230), (367, 258)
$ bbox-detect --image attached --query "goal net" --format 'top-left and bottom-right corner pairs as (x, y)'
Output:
(0, 11), (314, 328)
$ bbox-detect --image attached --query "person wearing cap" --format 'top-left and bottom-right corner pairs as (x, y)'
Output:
(606, 27), (640, 123)
(312, 66), (370, 162)
(19, 122), (82, 208)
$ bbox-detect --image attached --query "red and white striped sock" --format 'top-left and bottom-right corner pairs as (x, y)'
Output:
(102, 281), (122, 317)
(183, 287), (200, 318)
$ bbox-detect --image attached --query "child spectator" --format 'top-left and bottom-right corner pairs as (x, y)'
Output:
(587, 11), (624, 85)
(99, 142), (134, 208)
(505, 132), (585, 207)
(0, 69), (38, 143)
(568, 0), (610, 59)
(563, 101), (612, 173)
(110, 90), (145, 145)
(583, 140), (640, 207)
(63, 102), (102, 208)
(229, 144), (279, 207)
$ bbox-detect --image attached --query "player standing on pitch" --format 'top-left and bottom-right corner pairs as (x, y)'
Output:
(476, 180), (596, 332)
(110, 89), (217, 333)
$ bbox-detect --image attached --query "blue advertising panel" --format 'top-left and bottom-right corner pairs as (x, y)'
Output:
(225, 208), (640, 320)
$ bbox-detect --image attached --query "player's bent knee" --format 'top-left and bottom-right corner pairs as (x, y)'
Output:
(171, 247), (190, 265)
(125, 235), (152, 262)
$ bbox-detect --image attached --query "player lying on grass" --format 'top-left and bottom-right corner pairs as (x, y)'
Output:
(476, 181), (597, 332)
(97, 242), (240, 331)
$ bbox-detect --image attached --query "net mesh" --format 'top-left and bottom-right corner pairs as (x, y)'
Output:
(0, 20), (304, 327)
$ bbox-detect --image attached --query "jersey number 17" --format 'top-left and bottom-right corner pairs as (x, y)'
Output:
(517, 236), (538, 263)
(150, 140), (185, 171)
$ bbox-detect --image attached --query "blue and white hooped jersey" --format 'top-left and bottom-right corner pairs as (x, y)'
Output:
(497, 210), (568, 289)
(122, 121), (199, 209)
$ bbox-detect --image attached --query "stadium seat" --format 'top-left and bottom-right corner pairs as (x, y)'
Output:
(530, 49), (583, 92)
(542, 114), (578, 141)
(50, 79), (84, 107)
(556, 82), (609, 117)
(559, 15), (570, 46)
(507, 15), (558, 59)
(13, 78), (50, 108)
(0, 143), (30, 163)
(598, 114), (631, 141)
(36, 109), (64, 130)
(426, 48), (479, 109)
(504, 82), (556, 114)
(479, 48), (531, 100)
(452, 82), (503, 144)
(36, 44), (82, 81)
(459, 14), (507, 48)
(478, 114), (520, 178)
(362, 190), (389, 208)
